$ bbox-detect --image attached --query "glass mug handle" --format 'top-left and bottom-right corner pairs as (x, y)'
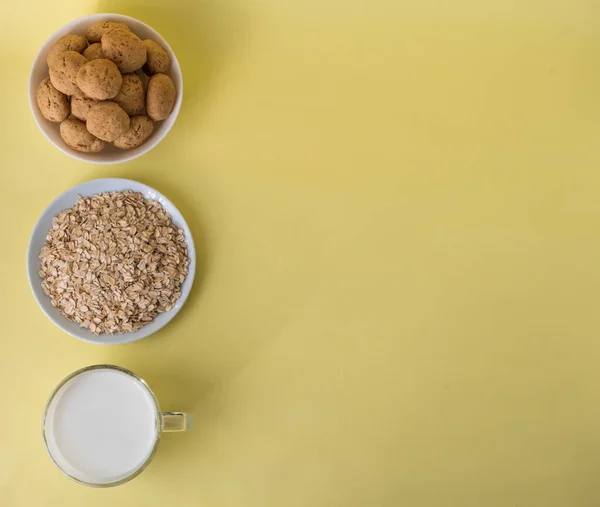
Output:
(162, 412), (192, 432)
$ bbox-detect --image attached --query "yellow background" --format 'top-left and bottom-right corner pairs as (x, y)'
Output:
(0, 0), (599, 505)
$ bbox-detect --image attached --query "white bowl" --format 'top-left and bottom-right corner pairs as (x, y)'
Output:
(28, 14), (183, 164)
(27, 178), (196, 345)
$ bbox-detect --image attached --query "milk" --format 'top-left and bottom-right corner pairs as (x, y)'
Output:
(44, 368), (158, 484)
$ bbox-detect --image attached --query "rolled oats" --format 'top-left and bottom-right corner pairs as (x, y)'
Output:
(39, 190), (190, 335)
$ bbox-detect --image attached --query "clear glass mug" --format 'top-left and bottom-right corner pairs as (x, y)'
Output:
(42, 364), (191, 487)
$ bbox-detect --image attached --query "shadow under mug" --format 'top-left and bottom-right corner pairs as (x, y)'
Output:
(42, 364), (191, 487)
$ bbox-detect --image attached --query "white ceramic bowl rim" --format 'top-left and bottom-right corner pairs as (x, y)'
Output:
(26, 178), (196, 345)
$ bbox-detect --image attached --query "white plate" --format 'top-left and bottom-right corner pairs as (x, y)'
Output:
(28, 13), (183, 164)
(27, 178), (196, 345)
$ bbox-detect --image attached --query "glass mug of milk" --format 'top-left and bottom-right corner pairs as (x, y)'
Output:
(42, 364), (191, 487)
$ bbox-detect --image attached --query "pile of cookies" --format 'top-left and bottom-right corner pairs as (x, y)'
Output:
(36, 20), (176, 153)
